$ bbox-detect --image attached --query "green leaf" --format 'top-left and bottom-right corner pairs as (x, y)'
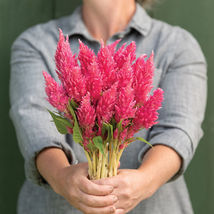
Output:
(93, 136), (104, 154)
(87, 140), (97, 151)
(48, 110), (72, 134)
(102, 122), (113, 142)
(67, 103), (83, 143)
(136, 137), (153, 147)
(109, 124), (113, 141)
(101, 122), (108, 136)
(70, 99), (78, 109)
(73, 122), (83, 143)
(68, 102), (77, 121)
(110, 117), (117, 129)
(116, 119), (123, 133)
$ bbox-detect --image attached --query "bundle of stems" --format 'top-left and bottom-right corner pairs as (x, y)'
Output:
(85, 139), (125, 179)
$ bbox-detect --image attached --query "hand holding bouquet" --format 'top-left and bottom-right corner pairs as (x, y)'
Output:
(43, 29), (164, 180)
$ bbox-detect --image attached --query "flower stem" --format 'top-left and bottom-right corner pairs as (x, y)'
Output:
(92, 151), (96, 179)
(96, 150), (103, 179)
(84, 150), (93, 179)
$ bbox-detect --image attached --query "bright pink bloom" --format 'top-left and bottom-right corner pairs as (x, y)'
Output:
(78, 40), (96, 75)
(116, 55), (133, 89)
(67, 127), (73, 134)
(97, 43), (117, 89)
(126, 128), (135, 139)
(106, 39), (121, 55)
(55, 30), (86, 102)
(133, 88), (164, 130)
(114, 42), (136, 69)
(96, 82), (118, 126)
(83, 138), (90, 152)
(43, 71), (68, 112)
(63, 66), (87, 102)
(119, 128), (128, 141)
(55, 29), (77, 79)
(85, 56), (103, 104)
(113, 128), (119, 139)
(77, 92), (96, 131)
(132, 52), (154, 106)
(115, 85), (136, 124)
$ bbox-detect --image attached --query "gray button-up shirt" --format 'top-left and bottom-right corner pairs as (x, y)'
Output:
(10, 3), (207, 214)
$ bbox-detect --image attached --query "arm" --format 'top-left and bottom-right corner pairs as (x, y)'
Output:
(9, 30), (77, 187)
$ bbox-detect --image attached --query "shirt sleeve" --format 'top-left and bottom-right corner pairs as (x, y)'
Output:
(9, 30), (78, 188)
(137, 27), (207, 181)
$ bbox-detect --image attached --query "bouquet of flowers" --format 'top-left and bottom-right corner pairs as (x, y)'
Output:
(43, 29), (164, 180)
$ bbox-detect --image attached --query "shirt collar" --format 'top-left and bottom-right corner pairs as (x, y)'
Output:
(60, 3), (152, 40)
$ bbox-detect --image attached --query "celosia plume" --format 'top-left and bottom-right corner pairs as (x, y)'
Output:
(96, 82), (118, 126)
(115, 85), (136, 125)
(132, 52), (154, 106)
(43, 71), (68, 112)
(97, 42), (117, 89)
(114, 41), (136, 69)
(55, 29), (86, 102)
(133, 88), (164, 130)
(78, 40), (97, 75)
(77, 92), (96, 130)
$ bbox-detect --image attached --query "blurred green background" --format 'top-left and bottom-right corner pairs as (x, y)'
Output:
(0, 0), (213, 213)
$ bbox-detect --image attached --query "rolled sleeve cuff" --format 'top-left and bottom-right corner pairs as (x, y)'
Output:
(137, 128), (193, 181)
(24, 138), (78, 189)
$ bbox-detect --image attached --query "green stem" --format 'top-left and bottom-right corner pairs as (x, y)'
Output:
(96, 150), (103, 179)
(84, 150), (93, 179)
(92, 151), (96, 179)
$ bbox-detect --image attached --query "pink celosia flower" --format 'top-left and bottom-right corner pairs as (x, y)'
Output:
(115, 85), (136, 124)
(133, 88), (164, 130)
(67, 127), (73, 134)
(126, 128), (135, 139)
(55, 29), (86, 102)
(132, 52), (154, 106)
(119, 128), (128, 141)
(106, 39), (121, 55)
(113, 128), (119, 139)
(97, 42), (117, 89)
(114, 41), (136, 69)
(43, 71), (68, 112)
(82, 138), (90, 152)
(96, 82), (118, 126)
(77, 92), (96, 132)
(64, 66), (87, 102)
(86, 59), (103, 104)
(116, 55), (133, 89)
(78, 40), (97, 75)
(55, 29), (77, 79)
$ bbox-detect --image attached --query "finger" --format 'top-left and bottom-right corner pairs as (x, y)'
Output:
(117, 161), (120, 169)
(80, 178), (114, 196)
(92, 177), (119, 188)
(79, 202), (116, 214)
(76, 162), (89, 176)
(79, 192), (118, 207)
(115, 209), (125, 214)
